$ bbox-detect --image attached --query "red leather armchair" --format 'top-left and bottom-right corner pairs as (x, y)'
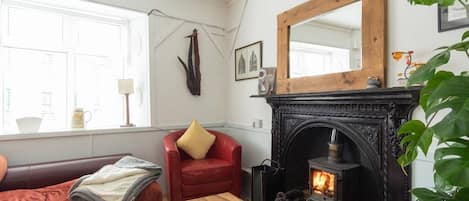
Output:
(164, 130), (241, 201)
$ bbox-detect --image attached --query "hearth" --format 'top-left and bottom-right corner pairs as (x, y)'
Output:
(265, 87), (421, 201)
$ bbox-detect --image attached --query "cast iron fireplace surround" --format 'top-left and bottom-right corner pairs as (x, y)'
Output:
(265, 87), (421, 201)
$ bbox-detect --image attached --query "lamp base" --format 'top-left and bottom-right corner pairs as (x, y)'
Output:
(120, 124), (136, 128)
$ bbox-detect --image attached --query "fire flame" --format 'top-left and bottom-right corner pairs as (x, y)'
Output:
(311, 170), (335, 197)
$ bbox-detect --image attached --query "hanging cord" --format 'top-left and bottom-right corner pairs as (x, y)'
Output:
(147, 8), (225, 31)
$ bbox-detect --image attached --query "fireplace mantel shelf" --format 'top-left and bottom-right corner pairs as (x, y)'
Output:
(251, 86), (422, 101)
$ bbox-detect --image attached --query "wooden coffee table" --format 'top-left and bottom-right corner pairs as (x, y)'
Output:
(187, 192), (242, 201)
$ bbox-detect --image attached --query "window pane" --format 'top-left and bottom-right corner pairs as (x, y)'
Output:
(76, 19), (122, 55)
(0, 1), (149, 134)
(74, 54), (122, 128)
(289, 42), (351, 78)
(2, 48), (67, 132)
(7, 7), (63, 47)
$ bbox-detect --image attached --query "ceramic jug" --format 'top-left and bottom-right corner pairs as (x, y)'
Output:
(71, 108), (92, 128)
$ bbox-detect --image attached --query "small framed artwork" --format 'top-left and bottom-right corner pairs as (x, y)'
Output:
(438, 4), (469, 32)
(235, 41), (263, 81)
(258, 67), (277, 95)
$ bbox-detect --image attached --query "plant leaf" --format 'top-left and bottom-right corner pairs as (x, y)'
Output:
(407, 0), (460, 7)
(428, 76), (469, 104)
(412, 188), (453, 201)
(434, 143), (469, 187)
(398, 120), (426, 136)
(435, 46), (449, 51)
(420, 71), (454, 113)
(438, 0), (458, 6)
(455, 188), (469, 200)
(418, 128), (434, 155)
(397, 149), (418, 168)
(432, 98), (469, 140)
(462, 30), (469, 41)
(434, 172), (454, 192)
(398, 121), (433, 166)
(426, 97), (465, 119)
(407, 51), (450, 85)
(449, 41), (469, 52)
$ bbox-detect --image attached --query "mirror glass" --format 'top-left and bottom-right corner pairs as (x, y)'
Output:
(289, 1), (362, 78)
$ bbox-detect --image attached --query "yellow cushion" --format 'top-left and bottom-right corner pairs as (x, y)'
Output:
(176, 120), (216, 160)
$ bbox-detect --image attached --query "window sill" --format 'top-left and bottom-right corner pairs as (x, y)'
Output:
(0, 126), (162, 141)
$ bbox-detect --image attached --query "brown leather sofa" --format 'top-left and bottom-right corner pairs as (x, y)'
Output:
(0, 154), (163, 201)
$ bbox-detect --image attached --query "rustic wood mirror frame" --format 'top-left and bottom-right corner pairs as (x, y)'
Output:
(276, 0), (386, 94)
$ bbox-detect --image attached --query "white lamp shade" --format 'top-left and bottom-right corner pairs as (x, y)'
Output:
(118, 79), (134, 94)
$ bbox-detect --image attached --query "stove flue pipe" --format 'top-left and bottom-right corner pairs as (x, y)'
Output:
(328, 128), (344, 163)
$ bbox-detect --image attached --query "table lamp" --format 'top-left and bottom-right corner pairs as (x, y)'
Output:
(118, 79), (135, 127)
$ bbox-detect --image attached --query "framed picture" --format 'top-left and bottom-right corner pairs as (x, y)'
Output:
(235, 41), (263, 81)
(438, 4), (469, 32)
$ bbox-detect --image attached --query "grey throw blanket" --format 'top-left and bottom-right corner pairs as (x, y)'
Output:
(69, 156), (162, 201)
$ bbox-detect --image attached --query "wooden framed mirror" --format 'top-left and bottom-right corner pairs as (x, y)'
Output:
(276, 0), (386, 94)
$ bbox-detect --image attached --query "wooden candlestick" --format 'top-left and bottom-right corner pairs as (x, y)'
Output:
(121, 93), (135, 127)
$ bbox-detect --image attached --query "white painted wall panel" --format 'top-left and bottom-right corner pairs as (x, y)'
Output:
(0, 136), (91, 165)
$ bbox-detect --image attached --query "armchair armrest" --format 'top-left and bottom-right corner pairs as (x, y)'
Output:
(207, 130), (242, 196)
(208, 131), (241, 163)
(163, 131), (184, 201)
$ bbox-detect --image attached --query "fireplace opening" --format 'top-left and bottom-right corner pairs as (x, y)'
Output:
(284, 125), (380, 201)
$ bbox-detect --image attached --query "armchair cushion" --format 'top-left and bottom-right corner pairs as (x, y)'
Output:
(176, 120), (216, 160)
(181, 159), (232, 185)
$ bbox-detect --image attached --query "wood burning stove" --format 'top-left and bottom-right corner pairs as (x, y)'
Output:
(308, 158), (359, 201)
(307, 129), (360, 201)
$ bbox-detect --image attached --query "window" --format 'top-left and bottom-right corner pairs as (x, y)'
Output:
(0, 0), (150, 134)
(289, 41), (351, 78)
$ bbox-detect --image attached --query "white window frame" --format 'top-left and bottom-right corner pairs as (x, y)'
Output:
(0, 0), (151, 134)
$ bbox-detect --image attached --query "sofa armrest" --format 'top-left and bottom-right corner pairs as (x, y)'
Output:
(0, 155), (7, 183)
(0, 154), (130, 191)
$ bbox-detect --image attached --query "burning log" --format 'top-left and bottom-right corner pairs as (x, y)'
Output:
(177, 29), (201, 96)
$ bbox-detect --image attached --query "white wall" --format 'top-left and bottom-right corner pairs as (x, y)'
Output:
(224, 0), (469, 190)
(89, 0), (228, 128)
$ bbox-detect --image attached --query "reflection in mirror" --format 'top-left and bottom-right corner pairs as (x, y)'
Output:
(289, 1), (362, 78)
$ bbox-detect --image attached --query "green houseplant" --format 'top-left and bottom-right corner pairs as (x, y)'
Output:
(398, 0), (469, 200)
